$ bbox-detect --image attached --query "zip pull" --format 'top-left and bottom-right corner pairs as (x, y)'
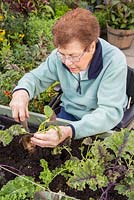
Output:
(76, 73), (81, 94)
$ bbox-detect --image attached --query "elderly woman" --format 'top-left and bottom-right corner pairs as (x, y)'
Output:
(10, 8), (128, 147)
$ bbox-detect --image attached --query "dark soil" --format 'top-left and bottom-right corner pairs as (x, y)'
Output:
(0, 115), (127, 200)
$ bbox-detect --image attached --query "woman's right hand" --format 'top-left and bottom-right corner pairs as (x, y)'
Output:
(9, 90), (30, 122)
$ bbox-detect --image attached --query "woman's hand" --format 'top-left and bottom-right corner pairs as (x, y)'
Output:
(31, 126), (73, 148)
(9, 90), (30, 122)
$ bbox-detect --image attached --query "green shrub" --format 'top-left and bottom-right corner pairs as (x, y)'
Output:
(25, 14), (55, 52)
(0, 70), (23, 105)
(94, 10), (107, 29)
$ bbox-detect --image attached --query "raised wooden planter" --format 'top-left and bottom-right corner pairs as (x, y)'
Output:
(0, 105), (132, 200)
(107, 24), (134, 49)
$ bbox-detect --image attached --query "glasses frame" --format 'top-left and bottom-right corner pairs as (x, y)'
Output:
(56, 47), (87, 63)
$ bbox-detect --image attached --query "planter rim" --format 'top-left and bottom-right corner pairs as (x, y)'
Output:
(0, 104), (70, 126)
(107, 23), (134, 34)
(0, 104), (113, 138)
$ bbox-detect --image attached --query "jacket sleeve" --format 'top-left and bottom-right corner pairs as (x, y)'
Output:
(13, 51), (59, 99)
(69, 53), (128, 139)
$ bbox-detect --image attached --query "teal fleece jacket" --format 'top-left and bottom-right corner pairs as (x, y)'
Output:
(14, 38), (128, 139)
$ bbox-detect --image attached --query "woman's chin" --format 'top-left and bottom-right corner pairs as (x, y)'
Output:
(69, 68), (79, 73)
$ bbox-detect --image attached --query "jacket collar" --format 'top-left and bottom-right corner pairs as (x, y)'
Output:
(63, 40), (103, 80)
(88, 40), (103, 79)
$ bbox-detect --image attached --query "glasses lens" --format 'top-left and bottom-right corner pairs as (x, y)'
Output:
(56, 48), (86, 62)
(57, 51), (73, 62)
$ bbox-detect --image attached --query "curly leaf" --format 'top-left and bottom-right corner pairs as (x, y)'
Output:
(8, 124), (27, 136)
(115, 168), (134, 200)
(104, 129), (134, 157)
(82, 137), (92, 146)
(39, 159), (53, 189)
(0, 130), (13, 146)
(0, 176), (36, 200)
(0, 125), (27, 146)
(68, 159), (108, 191)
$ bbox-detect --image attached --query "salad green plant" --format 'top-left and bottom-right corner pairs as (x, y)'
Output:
(37, 105), (62, 140)
(0, 174), (75, 200)
(0, 103), (134, 199)
(0, 106), (60, 148)
(39, 128), (134, 200)
(0, 125), (27, 146)
(0, 176), (37, 200)
(0, 121), (134, 199)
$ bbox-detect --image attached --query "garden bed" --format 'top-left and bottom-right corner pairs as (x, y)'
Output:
(0, 114), (129, 200)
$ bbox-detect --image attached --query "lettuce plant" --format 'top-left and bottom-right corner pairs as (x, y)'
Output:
(0, 124), (27, 146)
(39, 129), (134, 200)
(0, 176), (37, 200)
(0, 107), (134, 199)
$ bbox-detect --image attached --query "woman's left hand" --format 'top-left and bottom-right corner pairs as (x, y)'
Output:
(31, 126), (73, 148)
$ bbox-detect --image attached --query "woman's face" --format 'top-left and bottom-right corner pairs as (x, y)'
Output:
(57, 40), (96, 73)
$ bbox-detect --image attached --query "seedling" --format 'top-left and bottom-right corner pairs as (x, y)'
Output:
(21, 105), (62, 152)
(38, 105), (62, 140)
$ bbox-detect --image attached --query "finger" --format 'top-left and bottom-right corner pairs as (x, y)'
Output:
(11, 108), (20, 122)
(34, 131), (60, 141)
(10, 90), (29, 121)
(10, 101), (27, 122)
(18, 107), (28, 122)
(31, 137), (56, 148)
(25, 107), (29, 118)
(33, 133), (48, 140)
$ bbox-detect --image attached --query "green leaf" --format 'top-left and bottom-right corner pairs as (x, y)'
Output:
(0, 125), (27, 146)
(82, 137), (92, 146)
(68, 159), (108, 191)
(0, 176), (36, 200)
(111, 13), (116, 22)
(39, 159), (53, 189)
(115, 170), (134, 200)
(120, 24), (127, 29)
(104, 129), (134, 157)
(44, 105), (54, 120)
(0, 130), (13, 146)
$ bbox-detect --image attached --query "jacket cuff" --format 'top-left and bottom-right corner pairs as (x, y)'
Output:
(67, 124), (75, 140)
(12, 88), (30, 97)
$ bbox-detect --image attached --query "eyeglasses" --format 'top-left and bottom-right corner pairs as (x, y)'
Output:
(56, 48), (87, 63)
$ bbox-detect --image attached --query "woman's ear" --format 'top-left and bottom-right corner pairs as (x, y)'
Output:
(89, 41), (96, 54)
(87, 41), (96, 54)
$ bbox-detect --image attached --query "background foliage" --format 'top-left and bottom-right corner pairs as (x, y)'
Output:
(0, 0), (108, 113)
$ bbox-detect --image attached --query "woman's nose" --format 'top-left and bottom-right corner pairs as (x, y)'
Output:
(64, 58), (73, 65)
